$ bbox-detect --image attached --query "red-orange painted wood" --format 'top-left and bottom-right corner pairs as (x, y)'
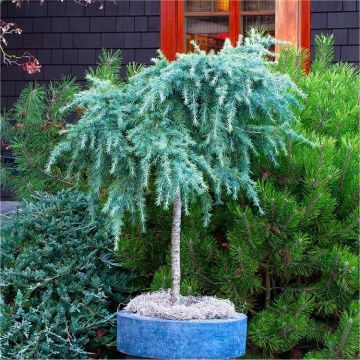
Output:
(230, 0), (239, 45)
(177, 0), (184, 54)
(301, 0), (311, 72)
(161, 0), (177, 60)
(275, 0), (311, 71)
(275, 0), (299, 47)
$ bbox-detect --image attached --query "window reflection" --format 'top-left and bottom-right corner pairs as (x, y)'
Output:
(185, 0), (230, 13)
(185, 16), (229, 52)
(242, 15), (275, 36)
(241, 0), (275, 12)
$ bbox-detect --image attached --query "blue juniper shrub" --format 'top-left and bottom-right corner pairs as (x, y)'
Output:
(0, 192), (138, 359)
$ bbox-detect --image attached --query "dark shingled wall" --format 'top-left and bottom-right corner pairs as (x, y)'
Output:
(1, 0), (161, 110)
(311, 0), (359, 66)
(1, 0), (359, 110)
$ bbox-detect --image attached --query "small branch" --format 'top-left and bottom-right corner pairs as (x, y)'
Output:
(338, 144), (352, 201)
(241, 211), (255, 249)
(1, 20), (41, 73)
(187, 222), (217, 287)
(326, 254), (340, 297)
(335, 318), (353, 359)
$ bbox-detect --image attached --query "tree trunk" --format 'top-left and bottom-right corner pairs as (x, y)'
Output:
(170, 193), (182, 303)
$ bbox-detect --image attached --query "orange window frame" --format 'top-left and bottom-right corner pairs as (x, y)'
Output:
(161, 0), (310, 68)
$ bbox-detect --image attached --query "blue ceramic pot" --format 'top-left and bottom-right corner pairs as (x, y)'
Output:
(117, 310), (247, 359)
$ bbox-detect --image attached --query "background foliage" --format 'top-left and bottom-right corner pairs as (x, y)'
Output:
(1, 77), (79, 199)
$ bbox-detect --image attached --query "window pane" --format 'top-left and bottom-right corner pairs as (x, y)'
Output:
(214, 0), (230, 12)
(185, 0), (229, 13)
(241, 0), (275, 12)
(186, 0), (212, 12)
(185, 16), (229, 52)
(242, 15), (275, 36)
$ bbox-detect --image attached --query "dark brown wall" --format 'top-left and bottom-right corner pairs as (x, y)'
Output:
(311, 0), (359, 66)
(1, 0), (359, 111)
(1, 0), (161, 110)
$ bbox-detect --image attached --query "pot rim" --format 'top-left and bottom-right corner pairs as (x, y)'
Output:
(118, 310), (247, 324)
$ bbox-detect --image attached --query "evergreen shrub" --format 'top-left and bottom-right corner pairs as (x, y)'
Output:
(0, 192), (137, 359)
(1, 77), (79, 199)
(48, 31), (305, 305)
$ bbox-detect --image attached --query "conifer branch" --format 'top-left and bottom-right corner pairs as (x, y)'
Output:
(335, 318), (353, 359)
(338, 145), (352, 196)
(326, 254), (340, 297)
(242, 211), (255, 249)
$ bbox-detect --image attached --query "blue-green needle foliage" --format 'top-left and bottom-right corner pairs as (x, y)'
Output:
(48, 31), (303, 243)
(0, 192), (137, 359)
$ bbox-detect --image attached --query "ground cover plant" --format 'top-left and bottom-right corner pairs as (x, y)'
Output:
(0, 192), (138, 359)
(117, 35), (360, 358)
(48, 31), (304, 315)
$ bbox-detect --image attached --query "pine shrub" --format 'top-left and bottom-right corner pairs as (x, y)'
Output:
(304, 300), (360, 360)
(0, 192), (137, 359)
(1, 77), (80, 199)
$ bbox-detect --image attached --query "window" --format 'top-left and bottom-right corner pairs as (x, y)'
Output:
(183, 1), (231, 53)
(181, 1), (275, 53)
(161, 0), (310, 63)
(241, 0), (275, 37)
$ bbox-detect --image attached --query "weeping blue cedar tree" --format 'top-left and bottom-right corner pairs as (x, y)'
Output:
(48, 31), (304, 302)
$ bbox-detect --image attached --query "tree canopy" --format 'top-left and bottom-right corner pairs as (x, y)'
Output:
(48, 32), (303, 244)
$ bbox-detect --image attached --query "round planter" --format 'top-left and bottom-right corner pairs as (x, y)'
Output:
(117, 310), (247, 359)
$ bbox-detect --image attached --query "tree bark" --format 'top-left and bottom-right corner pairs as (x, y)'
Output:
(170, 192), (182, 303)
